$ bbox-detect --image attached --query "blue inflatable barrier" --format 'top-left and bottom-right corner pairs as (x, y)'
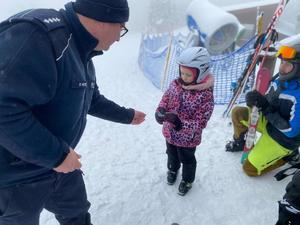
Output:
(138, 33), (256, 104)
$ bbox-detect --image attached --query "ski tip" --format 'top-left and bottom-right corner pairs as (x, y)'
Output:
(171, 223), (180, 225)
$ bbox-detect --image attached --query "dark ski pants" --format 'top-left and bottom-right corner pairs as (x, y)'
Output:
(0, 170), (91, 225)
(276, 202), (300, 225)
(166, 142), (196, 183)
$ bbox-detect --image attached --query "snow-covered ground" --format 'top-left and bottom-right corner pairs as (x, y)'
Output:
(38, 33), (290, 225)
(1, 1), (294, 225)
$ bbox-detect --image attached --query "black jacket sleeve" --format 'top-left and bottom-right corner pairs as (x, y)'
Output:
(264, 110), (291, 131)
(0, 23), (69, 168)
(88, 83), (134, 124)
(264, 84), (291, 131)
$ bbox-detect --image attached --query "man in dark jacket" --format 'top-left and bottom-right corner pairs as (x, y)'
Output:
(276, 171), (300, 224)
(0, 0), (145, 224)
(225, 44), (300, 176)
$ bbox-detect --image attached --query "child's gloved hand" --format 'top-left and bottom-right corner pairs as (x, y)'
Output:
(155, 107), (166, 124)
(245, 90), (269, 110)
(164, 113), (182, 131)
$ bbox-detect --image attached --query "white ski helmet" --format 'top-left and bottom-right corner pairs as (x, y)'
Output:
(177, 47), (211, 83)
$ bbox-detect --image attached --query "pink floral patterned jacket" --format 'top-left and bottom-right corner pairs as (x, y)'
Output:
(157, 79), (214, 148)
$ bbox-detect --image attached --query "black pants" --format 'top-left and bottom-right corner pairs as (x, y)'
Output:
(0, 170), (91, 225)
(276, 205), (300, 225)
(166, 142), (197, 183)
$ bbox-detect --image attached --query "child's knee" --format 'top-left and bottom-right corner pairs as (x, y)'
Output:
(231, 106), (249, 119)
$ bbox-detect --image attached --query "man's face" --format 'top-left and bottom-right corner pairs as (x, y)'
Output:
(76, 14), (128, 51)
(94, 22), (126, 51)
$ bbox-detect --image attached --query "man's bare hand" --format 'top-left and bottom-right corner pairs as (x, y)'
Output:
(54, 148), (82, 173)
(131, 110), (146, 125)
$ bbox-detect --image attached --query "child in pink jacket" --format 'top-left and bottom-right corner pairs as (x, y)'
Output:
(155, 47), (214, 195)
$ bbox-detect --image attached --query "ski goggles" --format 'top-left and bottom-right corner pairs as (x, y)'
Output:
(276, 45), (298, 60)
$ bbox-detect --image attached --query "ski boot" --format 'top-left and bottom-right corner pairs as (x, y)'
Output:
(167, 170), (177, 185)
(178, 180), (192, 196)
(225, 132), (246, 152)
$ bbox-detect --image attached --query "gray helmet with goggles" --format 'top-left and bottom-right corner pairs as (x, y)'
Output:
(276, 44), (300, 81)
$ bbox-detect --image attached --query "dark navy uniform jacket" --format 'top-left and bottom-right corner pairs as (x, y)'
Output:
(0, 3), (134, 188)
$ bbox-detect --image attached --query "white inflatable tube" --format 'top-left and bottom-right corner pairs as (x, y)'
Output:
(186, 0), (241, 54)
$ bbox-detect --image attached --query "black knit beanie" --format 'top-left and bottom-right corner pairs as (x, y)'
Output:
(73, 0), (129, 23)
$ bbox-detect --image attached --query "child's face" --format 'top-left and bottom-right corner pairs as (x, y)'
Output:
(180, 66), (196, 84)
(279, 60), (294, 75)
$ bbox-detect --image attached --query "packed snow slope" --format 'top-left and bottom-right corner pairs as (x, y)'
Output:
(40, 33), (290, 225)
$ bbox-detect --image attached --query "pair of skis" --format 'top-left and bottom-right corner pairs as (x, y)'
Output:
(222, 0), (290, 118)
